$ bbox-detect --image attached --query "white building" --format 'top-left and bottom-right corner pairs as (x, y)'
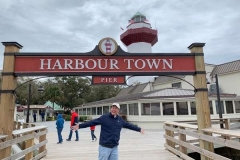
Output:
(74, 59), (240, 129)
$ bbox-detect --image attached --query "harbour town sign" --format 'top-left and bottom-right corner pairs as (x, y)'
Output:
(0, 37), (215, 158)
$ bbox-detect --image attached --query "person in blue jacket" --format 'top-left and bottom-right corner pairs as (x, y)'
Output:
(72, 103), (145, 160)
(56, 114), (64, 144)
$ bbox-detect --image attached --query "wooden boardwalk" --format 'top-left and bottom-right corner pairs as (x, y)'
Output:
(41, 124), (181, 160)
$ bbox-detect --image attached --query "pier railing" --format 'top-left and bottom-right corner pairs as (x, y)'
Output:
(0, 121), (48, 160)
(164, 118), (240, 160)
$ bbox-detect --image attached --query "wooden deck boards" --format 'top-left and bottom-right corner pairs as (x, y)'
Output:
(42, 129), (181, 160)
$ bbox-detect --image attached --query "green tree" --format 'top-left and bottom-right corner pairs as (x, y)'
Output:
(54, 76), (91, 110)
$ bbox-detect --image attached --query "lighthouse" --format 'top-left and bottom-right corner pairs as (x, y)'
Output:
(104, 38), (112, 54)
(120, 12), (158, 85)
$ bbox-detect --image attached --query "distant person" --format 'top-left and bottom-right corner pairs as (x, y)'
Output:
(33, 112), (37, 122)
(66, 109), (79, 141)
(72, 103), (144, 160)
(90, 125), (97, 142)
(41, 111), (45, 122)
(56, 114), (64, 144)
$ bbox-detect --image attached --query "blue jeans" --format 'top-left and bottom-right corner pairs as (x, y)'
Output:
(91, 130), (96, 140)
(57, 128), (63, 142)
(68, 129), (79, 140)
(98, 145), (118, 160)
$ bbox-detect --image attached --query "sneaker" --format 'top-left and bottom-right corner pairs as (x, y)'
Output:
(75, 139), (79, 141)
(94, 138), (97, 141)
(57, 142), (62, 144)
(66, 139), (71, 141)
(91, 140), (94, 142)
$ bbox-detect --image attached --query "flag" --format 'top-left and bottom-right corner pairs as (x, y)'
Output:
(128, 19), (134, 24)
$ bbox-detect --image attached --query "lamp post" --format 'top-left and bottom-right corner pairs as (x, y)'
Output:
(26, 83), (31, 123)
(215, 74), (224, 128)
(26, 84), (44, 123)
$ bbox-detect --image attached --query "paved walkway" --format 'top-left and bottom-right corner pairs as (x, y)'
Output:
(37, 121), (180, 160)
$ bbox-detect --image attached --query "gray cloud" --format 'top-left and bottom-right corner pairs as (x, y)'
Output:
(0, 0), (239, 68)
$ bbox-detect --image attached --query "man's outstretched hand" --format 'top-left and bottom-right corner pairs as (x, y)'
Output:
(71, 124), (80, 131)
(140, 129), (145, 134)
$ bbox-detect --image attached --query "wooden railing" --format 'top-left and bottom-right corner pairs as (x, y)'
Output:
(164, 118), (240, 160)
(0, 121), (48, 160)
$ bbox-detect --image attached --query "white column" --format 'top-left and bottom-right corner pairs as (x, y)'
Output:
(174, 102), (177, 116)
(223, 100), (227, 114)
(160, 102), (163, 116)
(187, 101), (191, 115)
(212, 100), (217, 115)
(233, 100), (236, 114)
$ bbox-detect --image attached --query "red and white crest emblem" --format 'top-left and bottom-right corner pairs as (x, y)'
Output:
(99, 37), (118, 56)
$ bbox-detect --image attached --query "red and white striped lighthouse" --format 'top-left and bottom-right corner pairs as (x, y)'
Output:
(120, 12), (158, 53)
(120, 12), (158, 85)
(104, 39), (112, 54)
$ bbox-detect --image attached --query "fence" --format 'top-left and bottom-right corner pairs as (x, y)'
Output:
(164, 118), (240, 160)
(0, 121), (48, 160)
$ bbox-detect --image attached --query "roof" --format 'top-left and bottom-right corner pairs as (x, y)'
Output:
(79, 88), (196, 107)
(44, 101), (64, 111)
(153, 75), (185, 85)
(22, 105), (52, 109)
(211, 59), (240, 76)
(131, 11), (146, 19)
(116, 83), (148, 96)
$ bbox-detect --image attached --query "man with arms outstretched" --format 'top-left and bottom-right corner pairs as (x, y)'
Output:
(72, 102), (144, 160)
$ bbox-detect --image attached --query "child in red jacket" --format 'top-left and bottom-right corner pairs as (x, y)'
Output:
(90, 125), (97, 142)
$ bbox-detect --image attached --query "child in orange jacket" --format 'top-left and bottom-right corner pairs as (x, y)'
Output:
(90, 125), (97, 142)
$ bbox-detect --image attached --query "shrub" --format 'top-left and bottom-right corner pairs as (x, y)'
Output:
(46, 117), (53, 121)
(79, 116), (88, 122)
(65, 115), (71, 121)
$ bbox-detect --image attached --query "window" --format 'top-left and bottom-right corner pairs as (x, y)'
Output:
(103, 106), (109, 114)
(172, 82), (182, 88)
(235, 101), (240, 113)
(141, 103), (160, 115)
(75, 109), (78, 114)
(120, 104), (127, 115)
(141, 103), (150, 115)
(97, 107), (102, 115)
(163, 102), (174, 115)
(82, 108), (86, 115)
(191, 101), (213, 115)
(151, 103), (160, 115)
(225, 101), (234, 114)
(128, 103), (138, 115)
(79, 109), (83, 115)
(176, 102), (188, 115)
(91, 107), (96, 115)
(216, 101), (224, 114)
(87, 108), (91, 115)
(190, 102), (196, 115)
(209, 101), (213, 114)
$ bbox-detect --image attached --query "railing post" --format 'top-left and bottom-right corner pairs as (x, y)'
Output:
(165, 124), (175, 148)
(224, 119), (231, 140)
(39, 129), (47, 154)
(25, 131), (35, 160)
(178, 127), (187, 154)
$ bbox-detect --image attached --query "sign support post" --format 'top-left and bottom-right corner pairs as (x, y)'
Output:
(0, 42), (22, 159)
(188, 43), (214, 160)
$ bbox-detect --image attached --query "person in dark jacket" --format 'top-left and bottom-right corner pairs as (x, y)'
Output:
(56, 114), (64, 144)
(33, 112), (37, 122)
(66, 109), (79, 141)
(72, 102), (144, 160)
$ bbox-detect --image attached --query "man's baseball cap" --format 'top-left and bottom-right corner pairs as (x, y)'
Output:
(112, 103), (120, 109)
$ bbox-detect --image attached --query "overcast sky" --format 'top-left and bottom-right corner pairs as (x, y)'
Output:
(0, 0), (239, 69)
